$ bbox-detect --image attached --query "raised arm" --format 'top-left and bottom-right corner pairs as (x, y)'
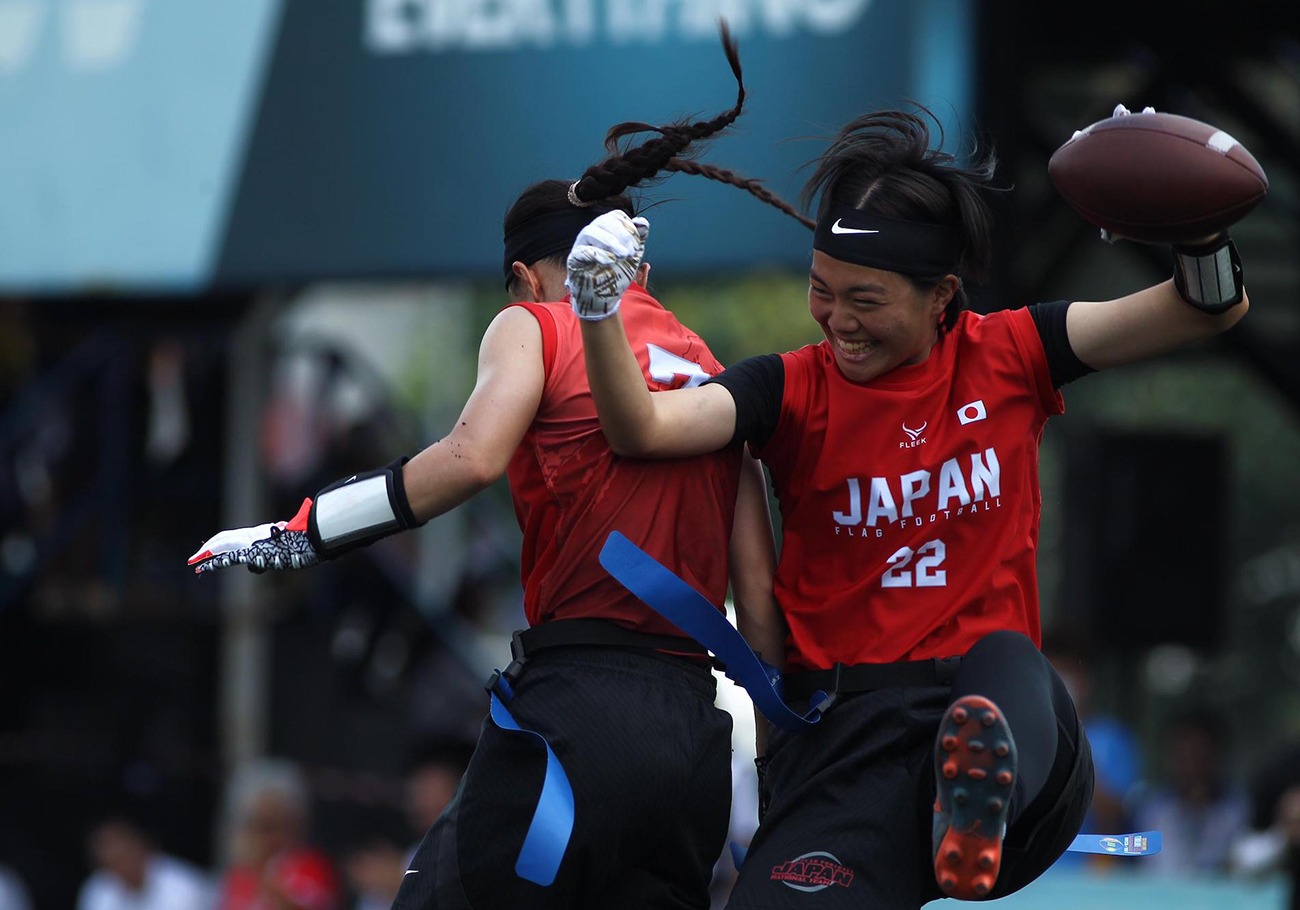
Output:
(189, 306), (543, 573)
(1067, 236), (1249, 371)
(567, 209), (738, 459)
(728, 450), (783, 756)
(579, 315), (737, 457)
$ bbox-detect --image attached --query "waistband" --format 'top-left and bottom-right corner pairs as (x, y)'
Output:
(783, 656), (962, 701)
(489, 618), (716, 700)
(514, 617), (709, 660)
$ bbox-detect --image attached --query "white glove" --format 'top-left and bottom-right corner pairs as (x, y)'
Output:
(1111, 103), (1156, 117)
(188, 498), (320, 574)
(566, 210), (650, 321)
(1072, 103), (1157, 141)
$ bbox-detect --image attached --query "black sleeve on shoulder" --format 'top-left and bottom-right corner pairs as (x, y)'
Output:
(704, 354), (785, 449)
(1028, 300), (1095, 388)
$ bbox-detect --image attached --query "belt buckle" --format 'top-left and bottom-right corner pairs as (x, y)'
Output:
(810, 662), (844, 717)
(486, 630), (530, 703)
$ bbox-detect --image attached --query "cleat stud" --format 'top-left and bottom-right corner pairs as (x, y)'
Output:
(974, 878), (992, 896)
(941, 735), (959, 751)
(952, 707), (968, 724)
(947, 848), (961, 863)
(982, 711), (997, 727)
(987, 797), (1003, 813)
(943, 762), (958, 779)
(954, 788), (968, 805)
(979, 851), (997, 870)
(968, 739), (985, 752)
(997, 771), (1013, 786)
(994, 742), (1010, 757)
(940, 875), (957, 892)
(967, 768), (987, 781)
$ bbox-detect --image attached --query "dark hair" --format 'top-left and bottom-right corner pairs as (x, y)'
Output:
(800, 107), (1004, 332)
(665, 159), (815, 229)
(502, 24), (748, 295)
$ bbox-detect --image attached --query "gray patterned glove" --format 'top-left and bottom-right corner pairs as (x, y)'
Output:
(188, 457), (423, 575)
(565, 210), (650, 320)
(188, 498), (320, 574)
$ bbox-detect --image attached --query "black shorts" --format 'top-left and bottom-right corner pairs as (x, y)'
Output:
(726, 685), (1093, 909)
(393, 645), (733, 910)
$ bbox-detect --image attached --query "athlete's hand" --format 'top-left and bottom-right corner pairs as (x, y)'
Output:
(188, 498), (320, 574)
(566, 210), (649, 321)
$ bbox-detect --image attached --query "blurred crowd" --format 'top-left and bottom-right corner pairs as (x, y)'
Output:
(0, 741), (474, 910)
(2, 672), (1300, 910)
(1045, 644), (1300, 906)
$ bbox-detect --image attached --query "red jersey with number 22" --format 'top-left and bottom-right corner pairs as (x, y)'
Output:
(506, 285), (741, 635)
(756, 308), (1063, 671)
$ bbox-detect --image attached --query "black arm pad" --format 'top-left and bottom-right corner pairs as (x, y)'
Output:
(307, 456), (424, 559)
(1172, 233), (1245, 314)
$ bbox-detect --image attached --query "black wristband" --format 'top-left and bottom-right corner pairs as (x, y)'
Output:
(307, 456), (424, 559)
(1172, 233), (1244, 314)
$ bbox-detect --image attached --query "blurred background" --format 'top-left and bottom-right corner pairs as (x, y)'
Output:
(1, 1), (1298, 908)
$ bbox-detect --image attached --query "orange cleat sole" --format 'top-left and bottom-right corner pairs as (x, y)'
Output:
(933, 695), (1017, 901)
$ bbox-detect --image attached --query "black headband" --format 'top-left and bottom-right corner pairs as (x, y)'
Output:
(502, 208), (599, 287)
(813, 207), (961, 276)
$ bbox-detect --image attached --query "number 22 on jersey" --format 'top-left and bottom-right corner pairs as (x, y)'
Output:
(882, 539), (947, 588)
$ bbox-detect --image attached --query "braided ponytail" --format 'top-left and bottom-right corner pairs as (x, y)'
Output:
(569, 23), (746, 205)
(504, 22), (811, 294)
(664, 159), (815, 230)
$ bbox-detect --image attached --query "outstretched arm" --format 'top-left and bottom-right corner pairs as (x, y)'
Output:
(1067, 235), (1249, 371)
(403, 306), (544, 519)
(189, 307), (543, 573)
(1068, 279), (1247, 370)
(728, 450), (783, 757)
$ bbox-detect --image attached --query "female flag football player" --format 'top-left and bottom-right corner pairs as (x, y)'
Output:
(566, 107), (1250, 906)
(189, 30), (790, 909)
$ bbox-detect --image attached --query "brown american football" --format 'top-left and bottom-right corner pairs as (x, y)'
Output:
(1048, 111), (1268, 244)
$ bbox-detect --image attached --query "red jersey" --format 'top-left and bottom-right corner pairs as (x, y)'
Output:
(756, 308), (1062, 671)
(506, 284), (741, 635)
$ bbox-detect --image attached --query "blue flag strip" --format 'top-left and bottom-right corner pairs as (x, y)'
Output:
(598, 531), (825, 733)
(730, 830), (1160, 869)
(1067, 831), (1162, 856)
(487, 690), (576, 886)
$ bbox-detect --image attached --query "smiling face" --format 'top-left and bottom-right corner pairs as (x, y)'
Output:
(808, 250), (958, 384)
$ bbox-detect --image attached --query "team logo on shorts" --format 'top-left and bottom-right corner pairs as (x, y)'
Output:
(770, 851), (855, 892)
(1099, 837), (1124, 853)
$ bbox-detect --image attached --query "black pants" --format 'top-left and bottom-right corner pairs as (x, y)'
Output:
(727, 631), (1094, 908)
(392, 645), (733, 910)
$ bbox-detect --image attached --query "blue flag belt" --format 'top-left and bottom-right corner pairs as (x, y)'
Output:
(729, 831), (1161, 870)
(484, 677), (575, 886)
(1066, 831), (1162, 855)
(598, 531), (827, 733)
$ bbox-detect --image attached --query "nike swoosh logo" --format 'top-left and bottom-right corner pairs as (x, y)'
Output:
(405, 870), (418, 876)
(831, 219), (879, 235)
